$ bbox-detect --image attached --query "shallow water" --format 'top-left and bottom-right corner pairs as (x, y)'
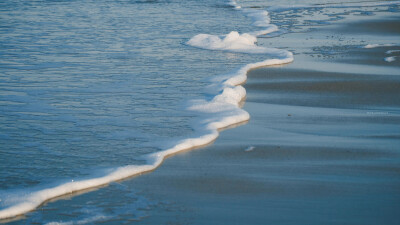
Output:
(0, 0), (252, 190)
(1, 0), (399, 223)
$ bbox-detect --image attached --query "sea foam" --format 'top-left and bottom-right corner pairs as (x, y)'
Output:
(0, 0), (293, 220)
(384, 56), (396, 62)
(386, 50), (400, 54)
(363, 44), (399, 62)
(227, 0), (241, 9)
(187, 31), (285, 55)
(364, 44), (397, 48)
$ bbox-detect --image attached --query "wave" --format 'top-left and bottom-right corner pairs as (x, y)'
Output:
(0, 0), (293, 220)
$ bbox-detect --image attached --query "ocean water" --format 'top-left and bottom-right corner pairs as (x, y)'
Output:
(0, 0), (399, 223)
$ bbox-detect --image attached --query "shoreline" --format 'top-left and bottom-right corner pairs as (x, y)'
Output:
(120, 12), (399, 224)
(3, 2), (400, 224)
(0, 49), (293, 222)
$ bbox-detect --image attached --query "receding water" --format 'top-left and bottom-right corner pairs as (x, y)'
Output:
(0, 0), (399, 223)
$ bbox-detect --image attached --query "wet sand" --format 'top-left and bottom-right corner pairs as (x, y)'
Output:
(246, 67), (400, 108)
(126, 13), (400, 225)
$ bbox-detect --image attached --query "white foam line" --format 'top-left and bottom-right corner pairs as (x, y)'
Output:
(0, 53), (293, 221)
(0, 0), (294, 220)
(364, 43), (397, 49)
(386, 50), (400, 54)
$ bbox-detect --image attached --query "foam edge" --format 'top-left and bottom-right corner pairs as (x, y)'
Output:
(0, 53), (293, 221)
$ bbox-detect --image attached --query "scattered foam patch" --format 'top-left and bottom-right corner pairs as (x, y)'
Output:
(384, 56), (396, 62)
(363, 45), (400, 62)
(245, 146), (255, 152)
(227, 0), (241, 9)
